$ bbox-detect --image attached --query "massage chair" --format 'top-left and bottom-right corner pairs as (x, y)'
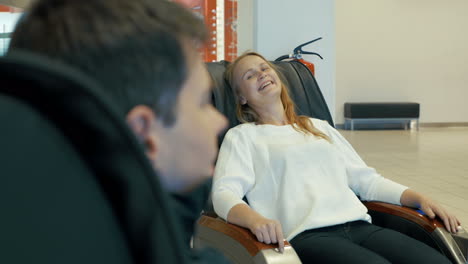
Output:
(194, 59), (468, 264)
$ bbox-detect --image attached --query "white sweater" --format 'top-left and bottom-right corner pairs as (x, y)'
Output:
(212, 118), (408, 241)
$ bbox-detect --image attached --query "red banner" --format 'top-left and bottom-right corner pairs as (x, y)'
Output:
(174, 0), (238, 62)
(224, 0), (237, 62)
(173, 0), (217, 62)
(0, 5), (22, 12)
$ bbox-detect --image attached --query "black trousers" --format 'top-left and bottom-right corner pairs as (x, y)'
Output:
(290, 221), (451, 264)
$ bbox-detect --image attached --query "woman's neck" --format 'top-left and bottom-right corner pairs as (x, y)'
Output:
(255, 100), (288, 126)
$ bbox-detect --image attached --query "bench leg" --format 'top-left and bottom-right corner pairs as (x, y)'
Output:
(409, 119), (420, 131)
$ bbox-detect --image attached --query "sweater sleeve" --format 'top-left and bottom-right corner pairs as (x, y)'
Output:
(318, 120), (408, 205)
(212, 127), (255, 221)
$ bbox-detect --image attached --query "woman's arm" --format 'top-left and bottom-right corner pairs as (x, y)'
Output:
(212, 127), (285, 252)
(318, 120), (407, 204)
(318, 120), (462, 233)
(400, 189), (461, 233)
(227, 204), (285, 253)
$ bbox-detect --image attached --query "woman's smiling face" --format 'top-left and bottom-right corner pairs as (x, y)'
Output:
(233, 55), (282, 107)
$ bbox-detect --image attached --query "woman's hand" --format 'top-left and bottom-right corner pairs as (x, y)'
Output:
(419, 197), (461, 233)
(227, 204), (285, 253)
(401, 189), (461, 233)
(248, 216), (285, 252)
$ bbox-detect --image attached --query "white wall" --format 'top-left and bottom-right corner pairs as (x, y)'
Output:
(237, 0), (253, 55)
(238, 0), (336, 120)
(336, 0), (468, 124)
(0, 12), (21, 55)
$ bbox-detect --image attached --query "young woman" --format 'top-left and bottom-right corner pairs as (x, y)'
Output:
(212, 52), (460, 263)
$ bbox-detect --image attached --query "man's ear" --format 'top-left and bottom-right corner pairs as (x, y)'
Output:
(239, 95), (247, 105)
(126, 105), (158, 162)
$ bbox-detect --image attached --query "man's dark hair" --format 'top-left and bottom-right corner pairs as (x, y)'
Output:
(9, 0), (207, 126)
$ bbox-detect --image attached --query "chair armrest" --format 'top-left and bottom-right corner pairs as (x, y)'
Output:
(364, 202), (468, 263)
(363, 201), (445, 232)
(195, 215), (302, 264)
(196, 215), (290, 256)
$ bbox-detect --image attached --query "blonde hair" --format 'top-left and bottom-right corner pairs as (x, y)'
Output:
(225, 52), (330, 142)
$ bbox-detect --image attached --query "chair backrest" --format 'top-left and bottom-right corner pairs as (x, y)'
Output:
(0, 51), (187, 264)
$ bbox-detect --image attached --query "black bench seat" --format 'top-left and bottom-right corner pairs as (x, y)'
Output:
(344, 102), (420, 130)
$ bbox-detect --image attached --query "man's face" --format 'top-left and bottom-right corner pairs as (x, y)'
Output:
(152, 53), (227, 193)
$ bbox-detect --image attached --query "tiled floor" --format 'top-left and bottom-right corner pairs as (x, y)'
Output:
(339, 127), (468, 229)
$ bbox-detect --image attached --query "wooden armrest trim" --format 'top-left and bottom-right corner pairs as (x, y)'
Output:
(363, 201), (445, 233)
(197, 215), (291, 256)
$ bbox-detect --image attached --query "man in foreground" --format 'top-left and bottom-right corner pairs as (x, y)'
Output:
(8, 0), (228, 262)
